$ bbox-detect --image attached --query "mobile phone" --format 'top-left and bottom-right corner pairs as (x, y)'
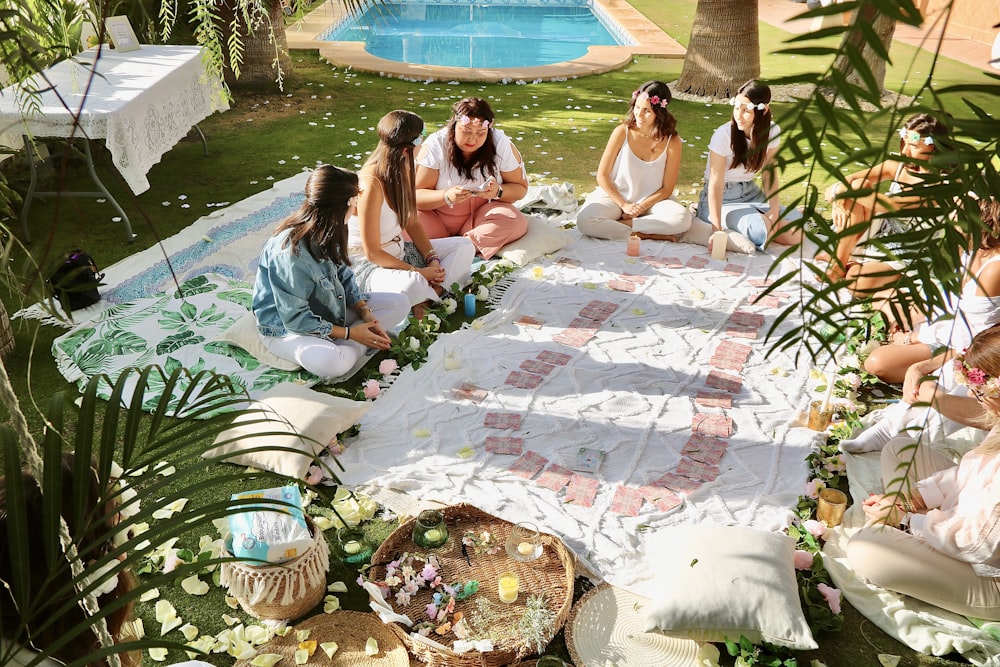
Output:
(463, 178), (493, 192)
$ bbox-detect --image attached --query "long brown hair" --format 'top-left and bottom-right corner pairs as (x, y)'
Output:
(363, 110), (423, 229)
(625, 80), (677, 140)
(730, 80), (772, 174)
(0, 454), (137, 667)
(978, 197), (1000, 252)
(275, 165), (358, 264)
(444, 97), (499, 181)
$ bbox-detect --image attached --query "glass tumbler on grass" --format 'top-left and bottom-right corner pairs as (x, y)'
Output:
(412, 509), (449, 549)
(505, 522), (542, 562)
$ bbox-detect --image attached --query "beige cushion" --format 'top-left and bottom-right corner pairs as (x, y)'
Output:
(496, 216), (573, 266)
(205, 384), (371, 480)
(215, 312), (301, 371)
(642, 524), (817, 650)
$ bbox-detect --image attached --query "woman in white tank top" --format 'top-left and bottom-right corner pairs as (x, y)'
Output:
(576, 80), (691, 241)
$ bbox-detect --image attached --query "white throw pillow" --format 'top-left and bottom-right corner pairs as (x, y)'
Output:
(215, 312), (301, 371)
(205, 383), (370, 480)
(642, 524), (817, 650)
(496, 216), (572, 266)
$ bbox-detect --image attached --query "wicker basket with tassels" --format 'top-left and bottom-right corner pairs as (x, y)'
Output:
(219, 516), (329, 621)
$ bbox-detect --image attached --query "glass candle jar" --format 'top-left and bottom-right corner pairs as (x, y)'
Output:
(626, 234), (641, 257)
(335, 527), (372, 564)
(497, 571), (519, 603)
(505, 522), (543, 562)
(412, 509), (449, 549)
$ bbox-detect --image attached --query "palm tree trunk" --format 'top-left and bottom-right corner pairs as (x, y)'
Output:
(676, 0), (761, 99)
(218, 0), (294, 89)
(833, 6), (897, 94)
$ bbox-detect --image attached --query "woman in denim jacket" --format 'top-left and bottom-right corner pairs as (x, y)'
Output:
(252, 165), (410, 379)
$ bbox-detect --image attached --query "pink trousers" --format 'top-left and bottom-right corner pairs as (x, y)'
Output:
(418, 199), (528, 260)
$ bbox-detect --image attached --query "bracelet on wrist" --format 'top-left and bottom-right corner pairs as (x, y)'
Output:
(443, 191), (454, 207)
(344, 326), (351, 341)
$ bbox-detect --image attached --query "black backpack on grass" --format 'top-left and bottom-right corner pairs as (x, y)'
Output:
(46, 250), (104, 311)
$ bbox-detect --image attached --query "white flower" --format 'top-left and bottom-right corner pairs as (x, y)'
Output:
(424, 313), (441, 330)
(838, 354), (860, 370)
(409, 336), (420, 351)
(476, 285), (489, 300)
(84, 560), (120, 597)
(442, 298), (457, 315)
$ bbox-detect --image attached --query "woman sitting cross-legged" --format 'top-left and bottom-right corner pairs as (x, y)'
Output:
(862, 197), (1000, 385)
(685, 80), (803, 255)
(576, 80), (691, 241)
(821, 112), (949, 292)
(846, 324), (1000, 621)
(414, 97), (529, 259)
(350, 110), (475, 315)
(252, 165), (411, 380)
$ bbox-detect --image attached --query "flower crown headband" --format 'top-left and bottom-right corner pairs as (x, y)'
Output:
(631, 89), (669, 109)
(456, 115), (491, 129)
(898, 128), (935, 146)
(954, 354), (1000, 398)
(731, 99), (767, 111)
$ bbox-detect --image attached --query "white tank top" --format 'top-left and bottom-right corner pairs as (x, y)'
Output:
(347, 199), (404, 260)
(611, 129), (670, 202)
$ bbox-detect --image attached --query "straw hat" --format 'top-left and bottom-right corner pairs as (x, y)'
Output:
(233, 612), (408, 667)
(566, 584), (698, 667)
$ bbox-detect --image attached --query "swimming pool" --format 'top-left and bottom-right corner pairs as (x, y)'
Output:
(320, 0), (631, 70)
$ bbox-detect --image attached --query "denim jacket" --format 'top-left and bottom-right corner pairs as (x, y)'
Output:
(252, 229), (363, 338)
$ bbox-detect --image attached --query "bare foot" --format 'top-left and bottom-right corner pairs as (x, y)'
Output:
(815, 251), (831, 263)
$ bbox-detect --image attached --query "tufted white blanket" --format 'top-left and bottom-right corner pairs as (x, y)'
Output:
(337, 230), (826, 594)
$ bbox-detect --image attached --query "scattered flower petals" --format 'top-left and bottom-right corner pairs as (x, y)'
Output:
(148, 648), (169, 662)
(294, 649), (309, 665)
(365, 638), (379, 656)
(321, 642), (339, 659)
(140, 588), (160, 602)
(328, 581), (348, 593)
(180, 623), (199, 641)
(412, 427), (432, 438)
(181, 575), (209, 596)
(457, 446), (474, 459)
(250, 654), (282, 667)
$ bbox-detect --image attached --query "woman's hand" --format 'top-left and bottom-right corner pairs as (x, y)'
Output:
(902, 362), (937, 405)
(417, 263), (446, 287)
(862, 494), (905, 526)
(831, 199), (853, 232)
(825, 183), (842, 203)
(621, 202), (643, 219)
(445, 186), (474, 207)
(348, 321), (391, 350)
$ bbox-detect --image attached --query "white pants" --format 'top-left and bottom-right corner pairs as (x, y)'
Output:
(846, 435), (1000, 620)
(369, 237), (474, 307)
(575, 189), (691, 240)
(259, 292), (410, 379)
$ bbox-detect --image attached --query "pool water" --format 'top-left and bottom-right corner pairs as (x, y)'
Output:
(321, 2), (626, 69)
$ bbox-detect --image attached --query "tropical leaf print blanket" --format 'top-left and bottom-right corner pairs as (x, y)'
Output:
(52, 273), (317, 415)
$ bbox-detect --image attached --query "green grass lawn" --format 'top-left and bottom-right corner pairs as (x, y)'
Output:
(2, 1), (995, 665)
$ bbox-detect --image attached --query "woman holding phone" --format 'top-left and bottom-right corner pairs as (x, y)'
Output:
(415, 97), (529, 259)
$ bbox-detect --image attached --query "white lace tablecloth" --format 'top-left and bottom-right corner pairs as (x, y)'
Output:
(0, 45), (228, 193)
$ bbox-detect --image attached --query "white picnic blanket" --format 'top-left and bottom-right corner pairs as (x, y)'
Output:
(337, 231), (827, 595)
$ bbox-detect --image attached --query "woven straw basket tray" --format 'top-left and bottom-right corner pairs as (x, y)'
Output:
(234, 612), (409, 667)
(367, 503), (576, 667)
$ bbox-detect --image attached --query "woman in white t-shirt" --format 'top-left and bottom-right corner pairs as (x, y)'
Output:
(691, 80), (802, 253)
(415, 97), (529, 259)
(576, 80), (691, 241)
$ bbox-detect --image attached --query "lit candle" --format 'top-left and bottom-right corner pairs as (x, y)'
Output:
(423, 528), (443, 544)
(343, 540), (362, 555)
(627, 235), (641, 257)
(532, 266), (544, 279)
(498, 573), (519, 603)
(517, 541), (533, 557)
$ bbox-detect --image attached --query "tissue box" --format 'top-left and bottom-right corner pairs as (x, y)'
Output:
(227, 486), (312, 564)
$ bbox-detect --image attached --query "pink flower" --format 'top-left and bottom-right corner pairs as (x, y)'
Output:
(304, 465), (324, 485)
(967, 367), (987, 385)
(363, 379), (381, 399)
(803, 519), (827, 538)
(327, 440), (345, 455)
(163, 552), (181, 574)
(425, 603), (438, 620)
(805, 478), (825, 499)
(793, 550), (814, 570)
(817, 582), (842, 614)
(379, 359), (399, 376)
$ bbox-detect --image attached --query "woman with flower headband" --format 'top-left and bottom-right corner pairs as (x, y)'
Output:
(350, 110), (475, 315)
(576, 80), (691, 241)
(839, 198), (1000, 454)
(252, 165), (410, 379)
(414, 98), (529, 259)
(686, 80), (802, 254)
(822, 112), (949, 289)
(846, 323), (1000, 622)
